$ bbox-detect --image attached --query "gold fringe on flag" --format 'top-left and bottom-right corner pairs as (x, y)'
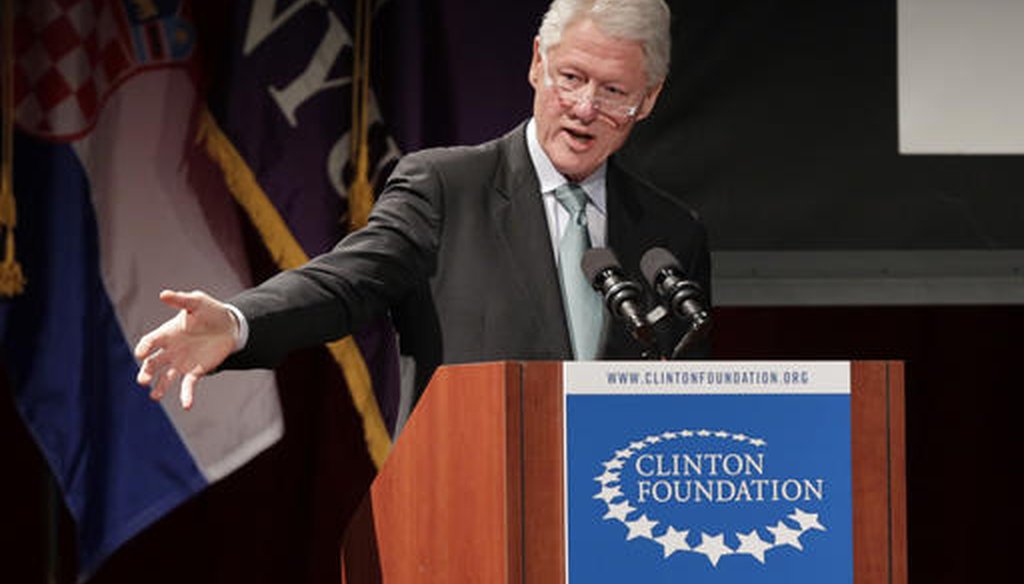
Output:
(197, 108), (392, 468)
(347, 0), (374, 231)
(1, 0), (26, 297)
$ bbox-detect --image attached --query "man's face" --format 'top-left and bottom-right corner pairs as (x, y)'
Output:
(528, 18), (663, 182)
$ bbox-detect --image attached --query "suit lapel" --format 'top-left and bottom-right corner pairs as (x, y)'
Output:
(606, 159), (646, 268)
(492, 125), (572, 355)
(603, 159), (649, 357)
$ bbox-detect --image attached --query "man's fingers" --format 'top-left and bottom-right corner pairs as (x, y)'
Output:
(134, 329), (165, 360)
(136, 346), (174, 385)
(134, 307), (186, 360)
(180, 367), (204, 410)
(138, 290), (219, 410)
(152, 366), (179, 402)
(142, 362), (204, 411)
(137, 354), (160, 386)
(137, 364), (154, 387)
(149, 376), (165, 401)
(164, 366), (180, 389)
(181, 370), (198, 407)
(159, 289), (205, 313)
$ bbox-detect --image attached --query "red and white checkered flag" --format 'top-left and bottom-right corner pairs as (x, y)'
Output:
(13, 0), (194, 141)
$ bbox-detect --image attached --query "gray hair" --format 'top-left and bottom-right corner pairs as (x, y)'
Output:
(537, 0), (672, 87)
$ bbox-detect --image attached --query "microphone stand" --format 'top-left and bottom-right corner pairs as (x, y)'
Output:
(670, 311), (711, 360)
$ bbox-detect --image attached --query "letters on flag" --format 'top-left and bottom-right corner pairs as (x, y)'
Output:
(199, 0), (404, 458)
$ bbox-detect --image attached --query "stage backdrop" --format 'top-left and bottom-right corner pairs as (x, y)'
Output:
(375, 0), (1023, 306)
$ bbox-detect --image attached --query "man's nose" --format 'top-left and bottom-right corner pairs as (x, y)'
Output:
(569, 87), (600, 122)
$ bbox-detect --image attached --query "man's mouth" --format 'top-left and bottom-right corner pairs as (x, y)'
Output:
(563, 127), (595, 147)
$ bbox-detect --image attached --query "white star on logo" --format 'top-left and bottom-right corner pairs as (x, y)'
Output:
(697, 429), (711, 437)
(714, 430), (730, 438)
(694, 532), (732, 566)
(645, 435), (662, 444)
(603, 500), (635, 522)
(615, 448), (634, 459)
(624, 514), (658, 540)
(629, 440), (648, 450)
(789, 508), (826, 532)
(593, 470), (620, 485)
(660, 431), (677, 440)
(735, 529), (773, 563)
(680, 429), (694, 437)
(767, 520), (804, 550)
(654, 526), (691, 557)
(749, 438), (767, 447)
(593, 485), (623, 504)
(732, 433), (748, 441)
(602, 458), (625, 471)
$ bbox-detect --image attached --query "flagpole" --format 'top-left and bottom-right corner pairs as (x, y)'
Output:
(1, 0), (26, 297)
(46, 474), (60, 584)
(4, 7), (53, 578)
(348, 0), (374, 231)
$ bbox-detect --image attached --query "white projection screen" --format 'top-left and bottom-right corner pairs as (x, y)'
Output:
(899, 0), (1024, 154)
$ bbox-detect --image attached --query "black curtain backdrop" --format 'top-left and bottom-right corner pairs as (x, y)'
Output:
(377, 0), (1023, 250)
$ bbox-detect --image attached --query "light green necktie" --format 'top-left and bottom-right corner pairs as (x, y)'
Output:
(554, 183), (603, 360)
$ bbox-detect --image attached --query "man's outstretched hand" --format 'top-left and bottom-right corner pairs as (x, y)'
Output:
(134, 290), (239, 410)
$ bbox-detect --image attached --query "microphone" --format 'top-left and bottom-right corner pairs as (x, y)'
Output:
(639, 247), (711, 358)
(581, 248), (657, 355)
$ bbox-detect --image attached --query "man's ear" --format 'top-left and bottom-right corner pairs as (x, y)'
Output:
(635, 80), (665, 121)
(528, 37), (544, 90)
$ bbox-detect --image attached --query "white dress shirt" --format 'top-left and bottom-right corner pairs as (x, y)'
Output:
(525, 118), (608, 270)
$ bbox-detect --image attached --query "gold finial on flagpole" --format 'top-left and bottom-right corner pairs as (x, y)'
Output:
(1, 0), (27, 297)
(347, 0), (375, 232)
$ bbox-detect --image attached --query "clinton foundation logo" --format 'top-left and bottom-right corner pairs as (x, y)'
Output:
(592, 427), (827, 567)
(563, 361), (852, 582)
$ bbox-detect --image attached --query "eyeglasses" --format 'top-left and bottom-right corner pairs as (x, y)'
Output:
(542, 54), (646, 123)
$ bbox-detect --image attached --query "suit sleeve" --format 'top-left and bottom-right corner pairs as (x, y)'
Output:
(222, 152), (444, 369)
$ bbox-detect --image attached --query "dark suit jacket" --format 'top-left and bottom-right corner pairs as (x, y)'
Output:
(226, 123), (710, 387)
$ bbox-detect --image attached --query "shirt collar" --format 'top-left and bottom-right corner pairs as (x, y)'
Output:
(526, 118), (607, 214)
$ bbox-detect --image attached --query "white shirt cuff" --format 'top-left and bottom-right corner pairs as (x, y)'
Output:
(224, 303), (249, 352)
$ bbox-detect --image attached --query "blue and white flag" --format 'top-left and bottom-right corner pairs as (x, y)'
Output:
(1, 1), (281, 579)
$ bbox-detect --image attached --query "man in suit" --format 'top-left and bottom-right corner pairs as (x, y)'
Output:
(136, 0), (710, 409)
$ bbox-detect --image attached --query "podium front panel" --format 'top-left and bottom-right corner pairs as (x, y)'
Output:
(341, 360), (905, 584)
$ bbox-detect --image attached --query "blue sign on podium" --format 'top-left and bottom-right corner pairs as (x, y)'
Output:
(563, 362), (852, 584)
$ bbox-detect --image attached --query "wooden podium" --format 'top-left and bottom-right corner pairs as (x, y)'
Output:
(340, 361), (906, 583)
